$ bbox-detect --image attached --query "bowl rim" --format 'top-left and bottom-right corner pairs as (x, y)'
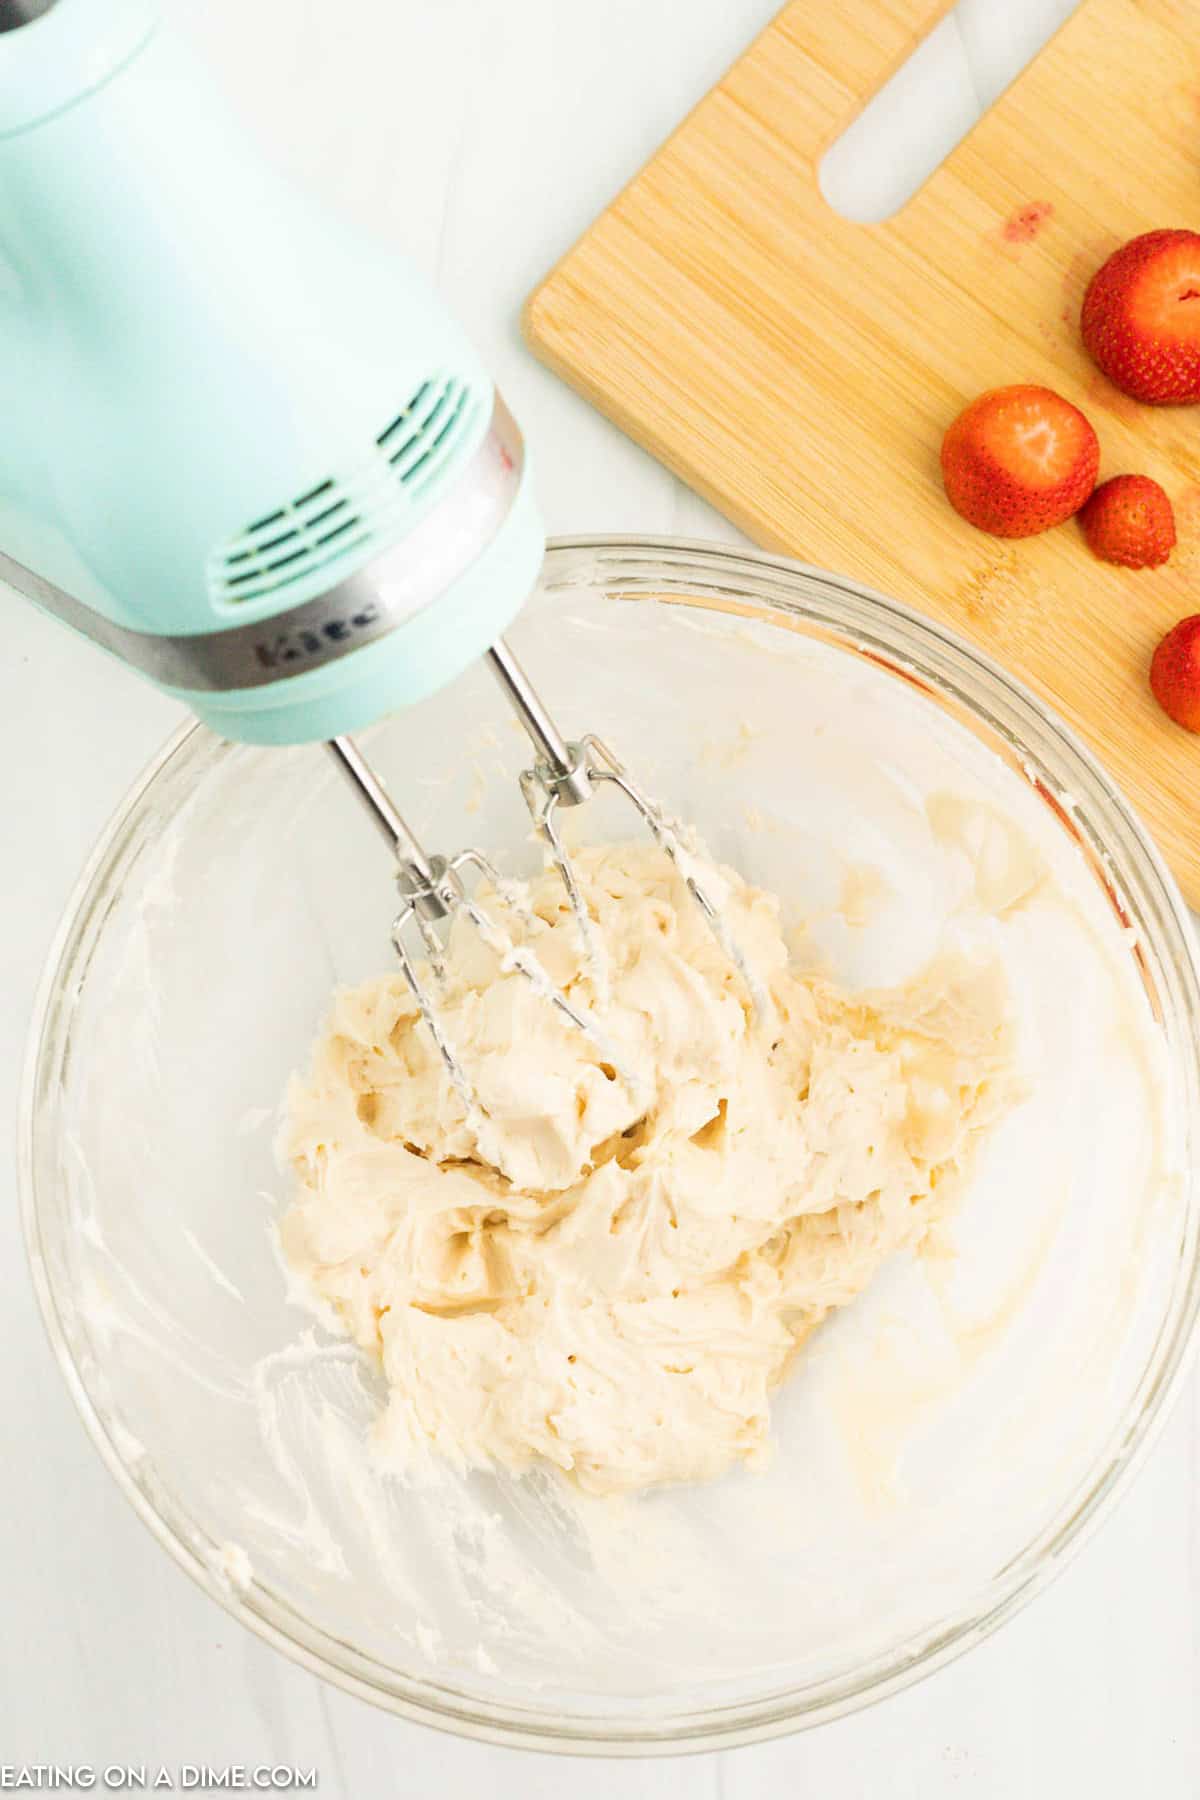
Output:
(19, 533), (1200, 1755)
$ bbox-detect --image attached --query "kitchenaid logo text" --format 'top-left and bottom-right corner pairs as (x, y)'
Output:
(253, 601), (381, 670)
(0, 1772), (316, 1791)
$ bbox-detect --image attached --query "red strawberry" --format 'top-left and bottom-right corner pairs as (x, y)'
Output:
(1150, 616), (1200, 731)
(1082, 230), (1200, 404)
(941, 385), (1099, 538)
(1079, 474), (1176, 569)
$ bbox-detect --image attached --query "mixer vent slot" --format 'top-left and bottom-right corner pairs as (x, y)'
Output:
(209, 373), (482, 607)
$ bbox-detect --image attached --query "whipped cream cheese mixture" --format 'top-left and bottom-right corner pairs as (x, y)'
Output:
(280, 843), (1014, 1496)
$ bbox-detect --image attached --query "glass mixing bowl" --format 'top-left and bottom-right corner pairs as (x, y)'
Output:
(20, 538), (1200, 1754)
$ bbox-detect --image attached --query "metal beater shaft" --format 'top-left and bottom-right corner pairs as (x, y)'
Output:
(326, 734), (448, 917)
(487, 640), (591, 806)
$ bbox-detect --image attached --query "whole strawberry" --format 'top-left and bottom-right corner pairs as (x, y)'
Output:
(941, 385), (1099, 538)
(1150, 617), (1200, 731)
(1079, 474), (1176, 569)
(1082, 230), (1200, 404)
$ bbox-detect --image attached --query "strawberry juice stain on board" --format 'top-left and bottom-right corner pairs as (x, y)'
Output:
(1002, 201), (1054, 245)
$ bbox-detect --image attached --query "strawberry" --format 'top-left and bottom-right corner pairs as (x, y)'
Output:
(941, 385), (1099, 538)
(1079, 474), (1176, 569)
(1150, 616), (1200, 731)
(1081, 230), (1200, 404)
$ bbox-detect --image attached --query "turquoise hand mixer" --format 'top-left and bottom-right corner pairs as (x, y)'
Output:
(0, 0), (757, 1104)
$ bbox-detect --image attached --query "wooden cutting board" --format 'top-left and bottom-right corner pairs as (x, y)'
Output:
(525, 0), (1200, 906)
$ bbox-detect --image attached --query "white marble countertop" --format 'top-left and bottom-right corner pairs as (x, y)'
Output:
(3, 0), (1197, 1791)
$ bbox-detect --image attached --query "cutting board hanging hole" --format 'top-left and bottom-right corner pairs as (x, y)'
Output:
(821, 0), (1082, 224)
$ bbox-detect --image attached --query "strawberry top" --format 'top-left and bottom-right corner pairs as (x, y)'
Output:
(941, 385), (1099, 538)
(1082, 229), (1200, 404)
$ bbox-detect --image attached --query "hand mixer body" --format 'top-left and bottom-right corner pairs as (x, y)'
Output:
(0, 0), (544, 743)
(2, 0), (762, 1112)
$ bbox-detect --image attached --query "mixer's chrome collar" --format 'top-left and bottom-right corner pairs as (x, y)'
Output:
(0, 394), (525, 695)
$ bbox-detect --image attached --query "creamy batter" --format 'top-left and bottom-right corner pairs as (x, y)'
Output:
(280, 843), (1014, 1496)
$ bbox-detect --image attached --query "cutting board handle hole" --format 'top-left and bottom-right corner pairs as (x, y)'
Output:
(819, 0), (1081, 224)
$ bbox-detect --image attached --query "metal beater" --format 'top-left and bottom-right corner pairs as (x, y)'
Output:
(327, 637), (766, 1112)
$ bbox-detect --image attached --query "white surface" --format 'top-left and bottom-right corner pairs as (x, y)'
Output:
(2, 0), (1196, 1789)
